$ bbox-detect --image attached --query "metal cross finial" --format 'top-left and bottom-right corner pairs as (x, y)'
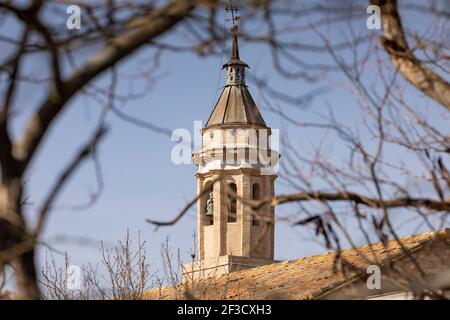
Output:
(225, 0), (240, 27)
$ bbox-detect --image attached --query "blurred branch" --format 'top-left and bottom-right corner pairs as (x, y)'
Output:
(12, 0), (195, 172)
(374, 0), (450, 110)
(33, 126), (108, 237)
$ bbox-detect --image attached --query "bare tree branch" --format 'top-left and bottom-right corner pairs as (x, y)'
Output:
(34, 126), (108, 237)
(13, 0), (195, 171)
(374, 0), (450, 110)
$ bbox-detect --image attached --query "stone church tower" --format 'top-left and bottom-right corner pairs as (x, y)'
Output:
(185, 25), (279, 279)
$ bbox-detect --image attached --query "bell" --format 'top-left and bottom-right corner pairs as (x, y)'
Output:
(205, 209), (213, 217)
(205, 191), (214, 216)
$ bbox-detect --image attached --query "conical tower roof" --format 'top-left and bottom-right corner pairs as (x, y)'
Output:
(205, 27), (266, 128)
(206, 85), (266, 127)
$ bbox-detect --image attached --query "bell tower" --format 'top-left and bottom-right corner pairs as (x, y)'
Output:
(184, 6), (279, 279)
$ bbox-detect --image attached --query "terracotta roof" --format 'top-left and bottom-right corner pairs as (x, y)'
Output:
(145, 229), (450, 300)
(205, 85), (266, 128)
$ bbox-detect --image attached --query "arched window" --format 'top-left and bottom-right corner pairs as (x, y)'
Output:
(252, 183), (261, 226)
(227, 183), (237, 223)
(204, 184), (214, 226)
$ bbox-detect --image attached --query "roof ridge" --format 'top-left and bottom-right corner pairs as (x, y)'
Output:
(221, 85), (232, 124)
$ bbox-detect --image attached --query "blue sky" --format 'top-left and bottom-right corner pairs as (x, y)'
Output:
(1, 1), (448, 287)
(24, 38), (327, 278)
(26, 38), (323, 275)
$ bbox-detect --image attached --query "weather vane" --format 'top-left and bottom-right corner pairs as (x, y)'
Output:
(225, 0), (240, 29)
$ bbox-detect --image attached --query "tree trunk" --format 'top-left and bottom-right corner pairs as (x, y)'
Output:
(12, 249), (40, 299)
(0, 180), (40, 299)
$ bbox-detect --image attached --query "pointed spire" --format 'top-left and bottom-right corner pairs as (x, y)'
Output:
(223, 25), (248, 70)
(230, 25), (240, 60)
(204, 1), (266, 128)
(222, 26), (249, 88)
(205, 16), (266, 128)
